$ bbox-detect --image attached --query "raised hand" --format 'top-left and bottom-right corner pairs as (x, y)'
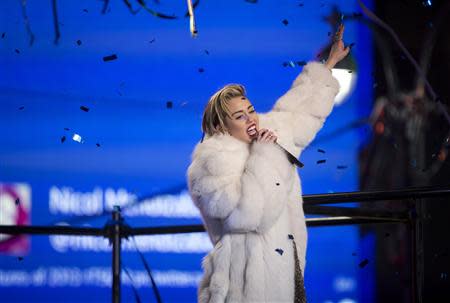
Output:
(325, 24), (351, 70)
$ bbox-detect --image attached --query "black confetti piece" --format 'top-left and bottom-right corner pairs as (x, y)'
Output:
(204, 50), (209, 55)
(83, 8), (88, 13)
(317, 159), (326, 164)
(327, 31), (331, 36)
(296, 60), (306, 66)
(96, 143), (101, 147)
(348, 70), (353, 73)
(275, 248), (284, 255)
(276, 182), (280, 186)
(1, 32), (5, 38)
(64, 127), (70, 131)
(245, 0), (258, 3)
(166, 101), (173, 109)
(298, 3), (304, 7)
(80, 106), (90, 112)
(136, 0), (177, 19)
(352, 252), (357, 256)
(359, 259), (369, 268)
(15, 198), (20, 205)
(198, 67), (205, 73)
(76, 39), (82, 46)
(61, 136), (66, 143)
(337, 165), (347, 169)
(18, 257), (24, 261)
(288, 234), (294, 240)
(282, 19), (289, 26)
(18, 106), (25, 110)
(149, 38), (156, 43)
(15, 49), (20, 54)
(103, 54), (118, 62)
(51, 0), (60, 44)
(317, 149), (325, 153)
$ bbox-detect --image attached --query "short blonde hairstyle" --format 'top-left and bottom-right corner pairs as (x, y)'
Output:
(202, 84), (246, 137)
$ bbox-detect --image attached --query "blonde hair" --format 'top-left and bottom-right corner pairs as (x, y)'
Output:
(202, 84), (246, 137)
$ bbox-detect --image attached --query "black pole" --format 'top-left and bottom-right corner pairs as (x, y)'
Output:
(112, 206), (122, 303)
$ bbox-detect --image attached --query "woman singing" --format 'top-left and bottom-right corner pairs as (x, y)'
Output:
(187, 25), (350, 303)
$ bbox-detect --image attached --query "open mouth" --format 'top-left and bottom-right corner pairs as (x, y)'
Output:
(247, 123), (257, 137)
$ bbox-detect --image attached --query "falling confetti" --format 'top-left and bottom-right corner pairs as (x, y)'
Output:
(166, 101), (173, 109)
(18, 257), (24, 261)
(352, 252), (357, 256)
(80, 105), (90, 112)
(245, 0), (258, 3)
(282, 19), (289, 26)
(72, 134), (83, 143)
(64, 127), (70, 131)
(76, 39), (82, 46)
(103, 54), (118, 62)
(275, 248), (284, 255)
(198, 67), (205, 73)
(1, 32), (5, 38)
(317, 149), (326, 153)
(204, 49), (210, 55)
(337, 165), (348, 169)
(276, 183), (280, 186)
(61, 136), (66, 143)
(317, 159), (326, 164)
(82, 8), (88, 13)
(15, 49), (20, 54)
(359, 259), (369, 268)
(96, 143), (101, 147)
(18, 106), (25, 110)
(288, 234), (294, 240)
(15, 198), (20, 205)
(149, 38), (156, 43)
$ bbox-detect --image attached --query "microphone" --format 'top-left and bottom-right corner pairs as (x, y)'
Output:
(257, 129), (304, 168)
(276, 142), (304, 168)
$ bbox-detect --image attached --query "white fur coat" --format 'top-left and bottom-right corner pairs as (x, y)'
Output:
(187, 62), (339, 303)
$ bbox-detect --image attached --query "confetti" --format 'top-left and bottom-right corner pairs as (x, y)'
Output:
(96, 143), (101, 147)
(103, 54), (118, 62)
(245, 0), (258, 3)
(72, 134), (83, 143)
(298, 3), (304, 7)
(276, 183), (280, 186)
(76, 40), (82, 46)
(1, 32), (5, 38)
(15, 49), (20, 54)
(149, 38), (156, 43)
(359, 259), (369, 268)
(64, 127), (70, 131)
(317, 149), (326, 153)
(18, 106), (25, 110)
(348, 70), (353, 73)
(15, 198), (20, 205)
(288, 234), (294, 240)
(282, 19), (289, 26)
(352, 252), (357, 256)
(337, 165), (348, 169)
(80, 105), (90, 112)
(61, 136), (66, 143)
(18, 257), (24, 261)
(317, 159), (326, 164)
(275, 248), (284, 255)
(296, 61), (306, 66)
(166, 101), (173, 109)
(198, 67), (205, 73)
(83, 8), (88, 13)
(204, 50), (209, 55)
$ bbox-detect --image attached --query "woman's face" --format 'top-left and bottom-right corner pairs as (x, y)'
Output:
(224, 96), (259, 144)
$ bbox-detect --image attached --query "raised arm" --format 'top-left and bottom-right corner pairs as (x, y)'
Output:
(272, 24), (350, 149)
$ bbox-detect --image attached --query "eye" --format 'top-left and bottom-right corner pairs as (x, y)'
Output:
(236, 115), (244, 120)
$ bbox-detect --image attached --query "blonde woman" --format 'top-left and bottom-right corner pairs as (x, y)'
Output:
(187, 25), (350, 303)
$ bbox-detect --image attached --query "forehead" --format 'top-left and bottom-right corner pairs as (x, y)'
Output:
(226, 96), (253, 111)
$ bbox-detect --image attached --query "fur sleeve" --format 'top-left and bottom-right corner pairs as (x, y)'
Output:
(272, 61), (340, 149)
(188, 141), (292, 234)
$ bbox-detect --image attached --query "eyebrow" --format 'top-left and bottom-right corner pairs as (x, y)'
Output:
(231, 105), (254, 117)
